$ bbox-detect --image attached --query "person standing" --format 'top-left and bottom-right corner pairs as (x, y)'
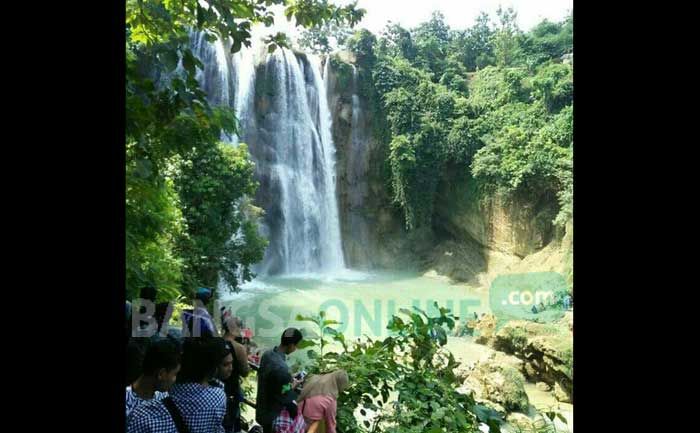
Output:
(296, 370), (349, 433)
(256, 328), (303, 433)
(126, 338), (181, 418)
(182, 288), (217, 337)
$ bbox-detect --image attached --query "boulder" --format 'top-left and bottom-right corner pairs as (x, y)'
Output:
(554, 382), (571, 403)
(506, 413), (534, 430)
(536, 382), (551, 392)
(488, 351), (524, 373)
(463, 358), (530, 413)
(559, 311), (574, 331)
(474, 314), (498, 345)
(491, 320), (573, 403)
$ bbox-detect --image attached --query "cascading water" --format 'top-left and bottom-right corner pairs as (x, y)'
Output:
(191, 33), (346, 277)
(230, 48), (257, 146)
(190, 32), (237, 142)
(246, 49), (345, 275)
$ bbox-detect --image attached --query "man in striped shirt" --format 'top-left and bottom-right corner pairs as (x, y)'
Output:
(126, 338), (181, 418)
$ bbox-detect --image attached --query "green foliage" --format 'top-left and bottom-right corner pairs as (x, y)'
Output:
(450, 12), (496, 71)
(384, 82), (454, 230)
(467, 66), (529, 110)
(167, 296), (192, 328)
(522, 15), (573, 68)
(530, 62), (573, 113)
(295, 310), (345, 370)
(375, 60), (458, 229)
(297, 304), (498, 433)
(493, 7), (523, 68)
(346, 29), (377, 68)
(411, 11), (451, 80)
(126, 152), (186, 300)
(537, 105), (573, 147)
(376, 23), (416, 61)
(471, 125), (563, 194)
(372, 56), (430, 99)
(439, 55), (470, 94)
(446, 115), (483, 166)
(174, 143), (267, 293)
(329, 54), (354, 92)
(343, 7), (574, 233)
(285, 0), (365, 30)
(298, 20), (354, 54)
(471, 119), (572, 226)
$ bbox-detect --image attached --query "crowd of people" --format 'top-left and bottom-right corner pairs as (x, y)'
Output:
(126, 286), (348, 433)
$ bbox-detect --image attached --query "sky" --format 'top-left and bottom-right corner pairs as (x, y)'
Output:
(349, 0), (573, 33)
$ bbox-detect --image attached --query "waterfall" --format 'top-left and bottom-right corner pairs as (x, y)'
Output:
(247, 49), (345, 275)
(190, 32), (236, 142)
(230, 48), (257, 146)
(191, 33), (346, 277)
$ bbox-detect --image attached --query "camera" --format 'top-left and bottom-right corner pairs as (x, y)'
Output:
(293, 370), (307, 392)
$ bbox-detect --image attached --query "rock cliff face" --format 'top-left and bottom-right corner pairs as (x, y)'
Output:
(326, 53), (573, 283)
(434, 168), (558, 259)
(325, 55), (414, 270)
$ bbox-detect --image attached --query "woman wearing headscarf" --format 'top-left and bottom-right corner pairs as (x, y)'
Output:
(296, 370), (349, 433)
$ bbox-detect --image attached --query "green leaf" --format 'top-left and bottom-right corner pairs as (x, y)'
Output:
(412, 306), (429, 318)
(296, 340), (317, 350)
(474, 405), (503, 427)
(556, 413), (568, 424)
(306, 349), (317, 359)
(141, 79), (155, 92)
(386, 316), (405, 332)
(232, 2), (253, 18)
(182, 49), (197, 75)
(434, 326), (447, 346)
(196, 4), (205, 28)
(322, 319), (341, 327)
(231, 38), (242, 54)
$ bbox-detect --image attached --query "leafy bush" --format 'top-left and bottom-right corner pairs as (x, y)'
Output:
(297, 304), (504, 433)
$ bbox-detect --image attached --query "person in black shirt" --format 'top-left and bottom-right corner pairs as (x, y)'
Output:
(256, 328), (303, 433)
